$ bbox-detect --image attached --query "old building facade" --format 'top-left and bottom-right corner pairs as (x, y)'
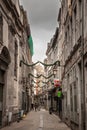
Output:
(0, 0), (32, 127)
(58, 0), (87, 130)
(45, 28), (61, 112)
(45, 0), (87, 130)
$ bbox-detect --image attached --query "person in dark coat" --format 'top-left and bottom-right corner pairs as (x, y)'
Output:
(34, 103), (37, 111)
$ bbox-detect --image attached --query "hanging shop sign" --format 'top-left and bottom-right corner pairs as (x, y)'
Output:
(57, 91), (62, 98)
(54, 79), (61, 87)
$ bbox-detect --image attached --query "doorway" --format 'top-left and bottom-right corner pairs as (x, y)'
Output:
(0, 69), (4, 126)
(0, 84), (3, 126)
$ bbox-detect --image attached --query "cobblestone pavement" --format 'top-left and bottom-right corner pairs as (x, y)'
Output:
(1, 109), (71, 130)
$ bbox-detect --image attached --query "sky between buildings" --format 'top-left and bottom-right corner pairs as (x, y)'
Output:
(20, 0), (60, 62)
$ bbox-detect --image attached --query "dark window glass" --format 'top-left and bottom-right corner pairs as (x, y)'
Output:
(0, 12), (3, 43)
(14, 41), (18, 77)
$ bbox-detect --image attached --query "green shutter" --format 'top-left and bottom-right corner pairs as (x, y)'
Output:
(28, 36), (34, 56)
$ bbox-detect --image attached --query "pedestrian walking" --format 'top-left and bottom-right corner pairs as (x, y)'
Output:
(31, 103), (34, 110)
(34, 102), (37, 111)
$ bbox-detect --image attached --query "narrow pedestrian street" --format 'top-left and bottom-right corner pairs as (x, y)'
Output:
(1, 109), (71, 130)
(0, 0), (87, 130)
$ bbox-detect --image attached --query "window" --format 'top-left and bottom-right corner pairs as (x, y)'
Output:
(70, 81), (77, 112)
(79, 0), (82, 19)
(71, 0), (72, 4)
(0, 70), (4, 83)
(0, 12), (3, 43)
(74, 6), (77, 44)
(70, 85), (73, 111)
(70, 17), (73, 49)
(74, 82), (77, 112)
(14, 41), (18, 77)
(78, 0), (82, 36)
(22, 56), (25, 77)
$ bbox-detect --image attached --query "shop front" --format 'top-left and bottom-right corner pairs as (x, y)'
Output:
(48, 79), (63, 116)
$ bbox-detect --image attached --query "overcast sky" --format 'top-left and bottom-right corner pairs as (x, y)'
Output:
(20, 0), (60, 62)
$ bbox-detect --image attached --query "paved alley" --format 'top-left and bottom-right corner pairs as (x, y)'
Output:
(1, 109), (71, 130)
